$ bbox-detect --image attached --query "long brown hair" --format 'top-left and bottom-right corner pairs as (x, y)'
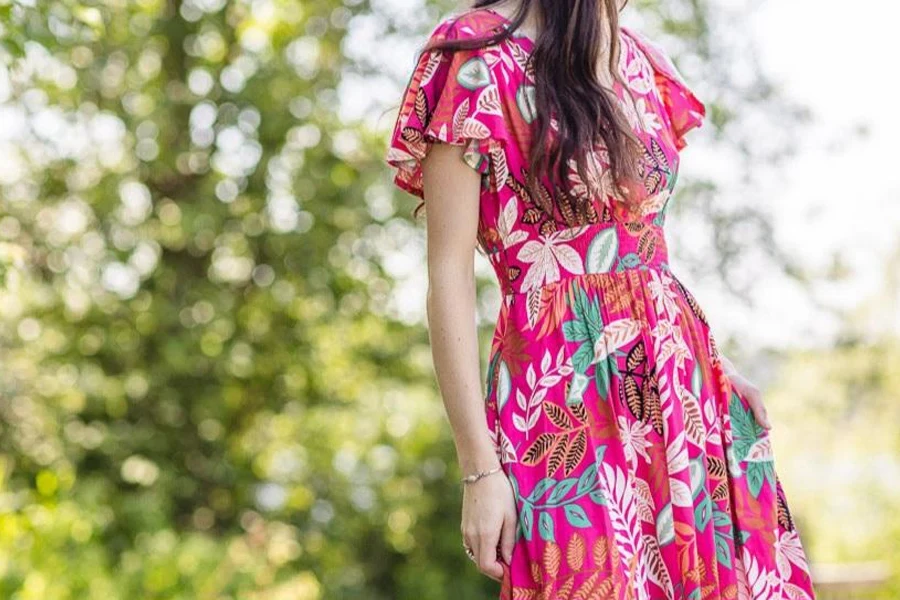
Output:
(412, 0), (646, 224)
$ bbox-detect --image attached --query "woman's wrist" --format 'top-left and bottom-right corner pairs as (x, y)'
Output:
(456, 434), (501, 474)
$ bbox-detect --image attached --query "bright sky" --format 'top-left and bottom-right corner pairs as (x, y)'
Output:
(361, 0), (900, 351)
(690, 0), (900, 350)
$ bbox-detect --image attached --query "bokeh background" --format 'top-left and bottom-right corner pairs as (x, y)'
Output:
(0, 0), (897, 598)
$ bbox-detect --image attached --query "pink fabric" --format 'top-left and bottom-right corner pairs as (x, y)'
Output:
(385, 9), (816, 599)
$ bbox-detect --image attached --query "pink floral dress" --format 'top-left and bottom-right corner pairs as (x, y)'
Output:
(385, 8), (817, 600)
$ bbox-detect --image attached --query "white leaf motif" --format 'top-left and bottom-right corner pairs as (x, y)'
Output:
(669, 478), (692, 507)
(592, 319), (642, 364)
(666, 431), (689, 473)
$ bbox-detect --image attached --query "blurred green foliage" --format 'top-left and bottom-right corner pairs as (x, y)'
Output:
(0, 0), (464, 597)
(0, 0), (894, 598)
(764, 259), (900, 598)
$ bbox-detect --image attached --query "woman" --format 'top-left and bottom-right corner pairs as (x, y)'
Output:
(384, 1), (817, 598)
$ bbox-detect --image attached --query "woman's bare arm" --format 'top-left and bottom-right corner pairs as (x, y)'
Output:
(420, 142), (516, 581)
(420, 142), (499, 475)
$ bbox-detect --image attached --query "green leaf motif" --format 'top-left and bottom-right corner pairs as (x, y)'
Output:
(496, 359), (511, 412)
(616, 253), (642, 271)
(567, 372), (589, 405)
(747, 463), (765, 498)
(571, 287), (602, 341)
(546, 478), (577, 504)
(572, 342), (593, 375)
(562, 319), (590, 342)
(576, 463), (597, 496)
(528, 477), (556, 503)
(485, 352), (498, 400)
(745, 461), (775, 499)
(691, 362), (702, 398)
(729, 390), (765, 462)
(746, 462), (764, 498)
(656, 502), (674, 546)
(563, 504), (591, 528)
(589, 490), (606, 505)
(519, 503), (534, 541)
(457, 57), (491, 90)
(714, 532), (733, 569)
(726, 445), (743, 477)
(595, 444), (607, 465)
(764, 460), (776, 489)
(694, 492), (712, 532)
(689, 457), (706, 499)
(516, 84), (537, 123)
(585, 228), (619, 274)
(713, 508), (732, 529)
(584, 301), (603, 340)
(538, 511), (555, 542)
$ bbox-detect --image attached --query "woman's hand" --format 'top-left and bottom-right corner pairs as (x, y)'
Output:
(461, 467), (518, 582)
(720, 354), (772, 430)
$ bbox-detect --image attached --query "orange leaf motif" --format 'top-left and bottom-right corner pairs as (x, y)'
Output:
(566, 533), (586, 571)
(522, 433), (557, 466)
(544, 403), (573, 430)
(563, 429), (587, 477)
(542, 541), (562, 580)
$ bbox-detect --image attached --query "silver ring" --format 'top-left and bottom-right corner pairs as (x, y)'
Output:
(463, 543), (475, 561)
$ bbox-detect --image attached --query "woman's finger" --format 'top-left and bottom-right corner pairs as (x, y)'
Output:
(500, 509), (517, 565)
(745, 388), (772, 430)
(730, 372), (771, 431)
(476, 527), (504, 580)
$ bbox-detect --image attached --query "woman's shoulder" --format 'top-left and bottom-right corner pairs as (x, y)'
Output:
(425, 7), (511, 46)
(383, 8), (517, 202)
(620, 25), (707, 150)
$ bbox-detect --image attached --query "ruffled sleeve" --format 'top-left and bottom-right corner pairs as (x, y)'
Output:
(384, 18), (508, 200)
(623, 26), (707, 151)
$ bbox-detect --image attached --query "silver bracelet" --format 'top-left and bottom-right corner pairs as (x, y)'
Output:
(460, 465), (502, 485)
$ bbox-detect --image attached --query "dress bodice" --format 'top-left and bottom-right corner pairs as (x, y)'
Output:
(385, 8), (706, 300)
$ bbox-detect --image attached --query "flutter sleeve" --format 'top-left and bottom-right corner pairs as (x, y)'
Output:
(625, 27), (707, 151)
(384, 19), (507, 200)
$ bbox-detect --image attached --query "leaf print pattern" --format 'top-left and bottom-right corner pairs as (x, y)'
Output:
(633, 95), (665, 135)
(641, 137), (672, 196)
(617, 415), (653, 469)
(512, 347), (574, 440)
(497, 196), (529, 248)
(520, 401), (590, 478)
(517, 228), (586, 292)
(618, 339), (665, 435)
(385, 8), (816, 600)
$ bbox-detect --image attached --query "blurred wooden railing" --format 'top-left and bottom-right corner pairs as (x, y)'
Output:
(812, 561), (891, 599)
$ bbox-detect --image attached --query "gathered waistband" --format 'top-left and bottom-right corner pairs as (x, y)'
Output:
(497, 220), (671, 297)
